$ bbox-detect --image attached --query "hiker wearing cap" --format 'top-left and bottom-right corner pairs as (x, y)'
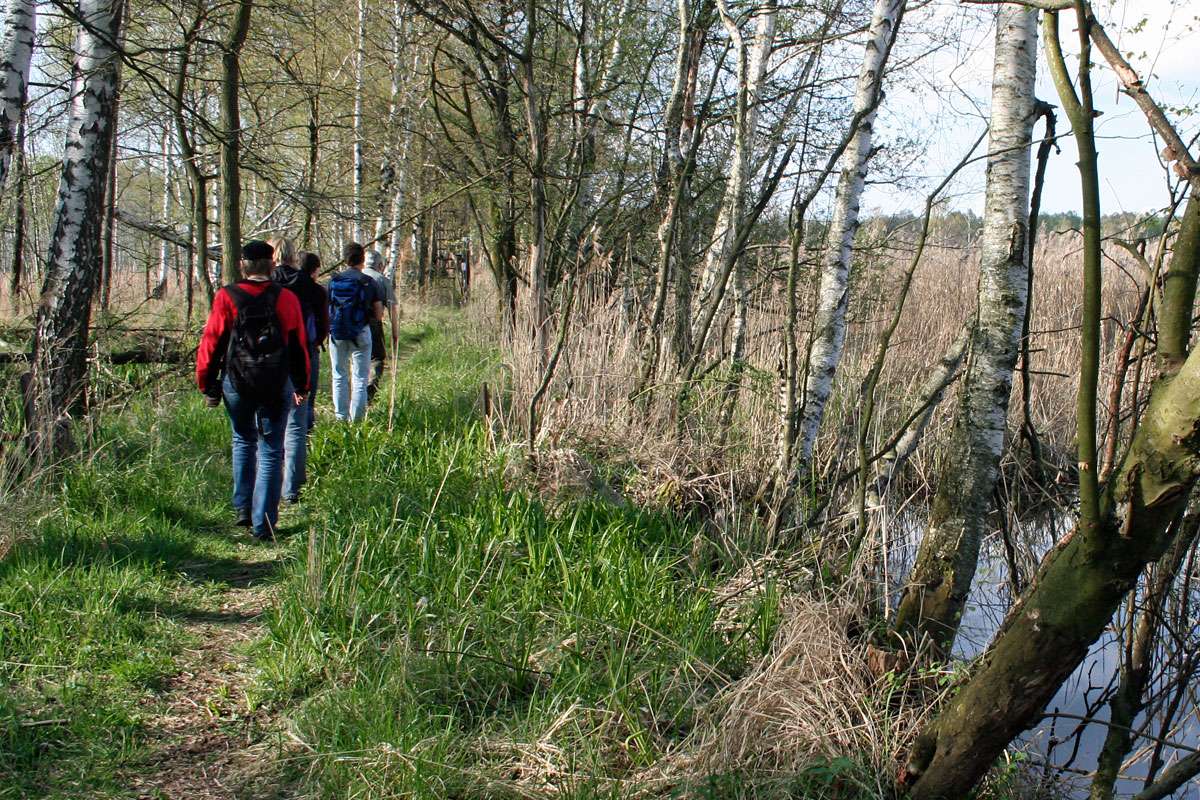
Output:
(362, 249), (398, 401)
(270, 236), (324, 504)
(327, 242), (384, 421)
(195, 240), (310, 539)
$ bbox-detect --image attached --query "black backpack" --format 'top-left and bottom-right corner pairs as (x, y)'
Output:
(224, 283), (287, 408)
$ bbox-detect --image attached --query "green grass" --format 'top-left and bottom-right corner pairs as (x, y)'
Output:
(0, 385), (266, 798)
(255, 322), (779, 797)
(3, 316), (889, 799)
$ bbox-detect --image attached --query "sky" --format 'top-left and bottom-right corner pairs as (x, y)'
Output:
(861, 0), (1200, 217)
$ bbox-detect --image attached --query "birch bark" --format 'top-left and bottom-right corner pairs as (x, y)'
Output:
(691, 4), (774, 335)
(795, 0), (904, 465)
(0, 0), (34, 192)
(153, 128), (172, 298)
(893, 5), (1039, 652)
(28, 0), (124, 458)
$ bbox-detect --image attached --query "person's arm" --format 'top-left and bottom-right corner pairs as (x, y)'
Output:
(278, 289), (310, 396)
(195, 290), (233, 402)
(314, 284), (330, 347)
(372, 300), (385, 321)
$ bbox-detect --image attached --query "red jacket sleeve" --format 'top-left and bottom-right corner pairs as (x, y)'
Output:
(277, 288), (311, 392)
(196, 289), (234, 395)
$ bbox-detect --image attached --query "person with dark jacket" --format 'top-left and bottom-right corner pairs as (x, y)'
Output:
(270, 236), (323, 503)
(196, 240), (309, 539)
(299, 250), (329, 431)
(327, 242), (383, 421)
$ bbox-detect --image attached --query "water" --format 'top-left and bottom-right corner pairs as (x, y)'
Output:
(885, 514), (1200, 799)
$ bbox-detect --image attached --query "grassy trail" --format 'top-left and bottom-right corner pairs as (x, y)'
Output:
(2, 317), (804, 799)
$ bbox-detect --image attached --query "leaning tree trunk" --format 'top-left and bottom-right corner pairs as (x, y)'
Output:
(892, 5), (1038, 653)
(794, 0), (904, 465)
(27, 0), (124, 460)
(0, 0), (34, 193)
(901, 301), (1200, 799)
(219, 0), (253, 285)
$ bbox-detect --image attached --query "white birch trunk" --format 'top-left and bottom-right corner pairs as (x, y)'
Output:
(352, 0), (366, 241)
(571, 0), (630, 237)
(692, 5), (775, 332)
(796, 0), (904, 465)
(153, 127), (171, 298)
(894, 5), (1039, 650)
(0, 0), (35, 192)
(29, 0), (123, 456)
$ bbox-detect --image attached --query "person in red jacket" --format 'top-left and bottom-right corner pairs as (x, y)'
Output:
(196, 240), (309, 539)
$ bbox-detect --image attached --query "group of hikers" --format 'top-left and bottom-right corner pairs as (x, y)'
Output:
(194, 238), (399, 540)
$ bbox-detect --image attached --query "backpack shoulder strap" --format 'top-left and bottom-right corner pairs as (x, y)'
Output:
(225, 284), (251, 311)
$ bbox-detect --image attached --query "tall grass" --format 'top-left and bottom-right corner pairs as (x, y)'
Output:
(256, 323), (787, 797)
(0, 386), (255, 797)
(489, 228), (1144, 509)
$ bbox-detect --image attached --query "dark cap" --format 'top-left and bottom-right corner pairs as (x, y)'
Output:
(241, 240), (274, 261)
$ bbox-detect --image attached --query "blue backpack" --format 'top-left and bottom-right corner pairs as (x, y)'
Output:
(328, 272), (371, 341)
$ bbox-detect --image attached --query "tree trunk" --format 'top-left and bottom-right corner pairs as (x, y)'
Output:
(795, 0), (904, 465)
(7, 112), (24, 313)
(171, 10), (212, 304)
(27, 0), (125, 460)
(219, 0), (253, 285)
(0, 0), (34, 192)
(893, 5), (1038, 652)
(691, 3), (774, 341)
(99, 83), (120, 312)
(900, 331), (1200, 798)
(153, 128), (172, 299)
(352, 0), (366, 241)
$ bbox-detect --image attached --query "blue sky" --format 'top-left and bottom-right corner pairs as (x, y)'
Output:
(863, 0), (1200, 216)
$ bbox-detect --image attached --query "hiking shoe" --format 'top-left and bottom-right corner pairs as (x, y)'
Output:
(284, 494), (301, 506)
(252, 527), (274, 542)
(235, 508), (252, 527)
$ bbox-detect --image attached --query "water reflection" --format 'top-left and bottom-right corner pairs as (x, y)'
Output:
(885, 512), (1200, 799)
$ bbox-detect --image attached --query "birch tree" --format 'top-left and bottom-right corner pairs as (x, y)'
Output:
(0, 0), (34, 192)
(893, 4), (1038, 652)
(691, 2), (775, 334)
(27, 0), (125, 459)
(900, 5), (1200, 796)
(153, 128), (172, 298)
(794, 0), (904, 464)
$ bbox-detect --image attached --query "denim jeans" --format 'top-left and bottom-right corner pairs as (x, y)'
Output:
(330, 328), (371, 421)
(223, 375), (292, 536)
(282, 346), (319, 501)
(306, 345), (320, 432)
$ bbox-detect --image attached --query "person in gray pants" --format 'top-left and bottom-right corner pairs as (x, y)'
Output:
(363, 249), (398, 401)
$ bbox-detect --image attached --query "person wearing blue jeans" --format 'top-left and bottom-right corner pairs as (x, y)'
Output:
(327, 242), (384, 422)
(225, 375), (292, 536)
(330, 327), (372, 421)
(196, 240), (310, 540)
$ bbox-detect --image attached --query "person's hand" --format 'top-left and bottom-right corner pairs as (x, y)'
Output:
(205, 394), (221, 408)
(294, 392), (306, 407)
